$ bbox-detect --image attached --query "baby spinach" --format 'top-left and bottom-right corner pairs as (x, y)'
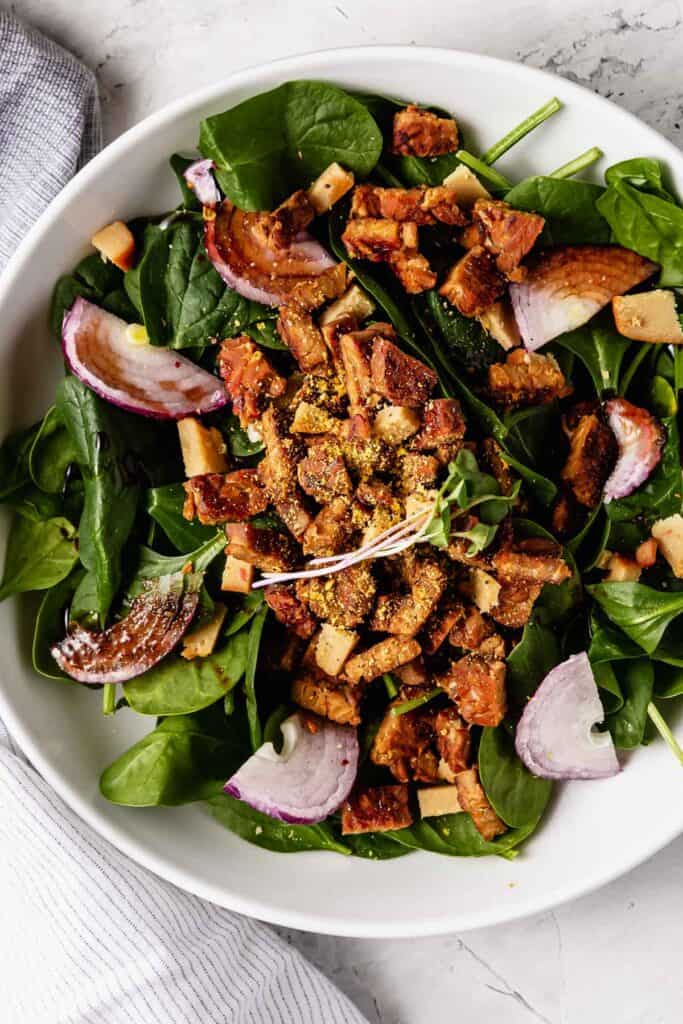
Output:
(128, 532), (226, 589)
(224, 590), (265, 637)
(506, 618), (561, 704)
(57, 377), (140, 622)
(199, 81), (382, 211)
(604, 158), (675, 201)
(169, 153), (202, 210)
(0, 421), (41, 501)
(244, 605), (268, 750)
(28, 406), (78, 494)
(32, 568), (86, 680)
(416, 291), (503, 373)
(592, 662), (624, 715)
(124, 224), (171, 344)
(50, 252), (137, 338)
(100, 708), (251, 806)
(342, 831), (412, 859)
(588, 608), (642, 665)
(479, 724), (552, 829)
(588, 581), (683, 654)
(596, 177), (683, 286)
(208, 793), (350, 854)
(123, 627), (249, 716)
(146, 483), (216, 552)
(386, 814), (532, 860)
(505, 176), (610, 245)
(653, 663), (683, 699)
(551, 315), (631, 396)
(224, 414), (265, 457)
(606, 659), (654, 749)
(0, 515), (78, 601)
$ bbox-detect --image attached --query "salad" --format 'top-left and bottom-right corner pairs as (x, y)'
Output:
(2, 79), (683, 862)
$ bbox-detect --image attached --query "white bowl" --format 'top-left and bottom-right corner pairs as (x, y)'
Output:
(1, 46), (681, 938)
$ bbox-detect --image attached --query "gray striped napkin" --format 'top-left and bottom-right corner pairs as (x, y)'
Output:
(0, 12), (366, 1022)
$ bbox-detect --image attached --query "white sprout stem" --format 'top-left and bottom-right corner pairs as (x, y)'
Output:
(307, 510), (428, 566)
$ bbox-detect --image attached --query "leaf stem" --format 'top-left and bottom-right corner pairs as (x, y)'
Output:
(619, 343), (651, 397)
(550, 146), (603, 180)
(391, 687), (442, 717)
(647, 702), (683, 765)
(244, 605), (268, 750)
(455, 151), (512, 191)
(383, 673), (399, 699)
(102, 683), (116, 716)
(482, 97), (562, 166)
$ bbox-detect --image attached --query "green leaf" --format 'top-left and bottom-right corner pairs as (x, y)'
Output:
(28, 406), (78, 494)
(596, 178), (683, 287)
(244, 605), (268, 750)
(505, 177), (610, 245)
(513, 519), (582, 625)
(604, 158), (675, 201)
(0, 421), (41, 500)
(386, 814), (533, 859)
(199, 81), (382, 211)
(415, 290), (503, 373)
(588, 581), (683, 654)
(146, 483), (217, 552)
(588, 609), (642, 664)
(169, 153), (202, 210)
(551, 315), (632, 396)
(123, 627), (249, 716)
(208, 793), (350, 854)
(224, 414), (265, 457)
(0, 515), (78, 600)
(342, 832), (412, 860)
(50, 253), (138, 339)
(506, 618), (561, 704)
(130, 532), (226, 589)
(124, 224), (170, 344)
(654, 662), (683, 699)
(479, 725), (552, 829)
(57, 377), (140, 622)
(100, 707), (251, 806)
(592, 662), (624, 715)
(606, 659), (654, 749)
(32, 568), (85, 679)
(224, 589), (265, 637)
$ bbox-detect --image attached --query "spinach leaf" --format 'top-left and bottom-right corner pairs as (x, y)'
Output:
(199, 81), (382, 211)
(32, 568), (85, 679)
(0, 421), (41, 500)
(28, 406), (78, 494)
(100, 709), (250, 806)
(386, 814), (532, 859)
(506, 618), (561, 704)
(0, 515), (78, 601)
(604, 158), (675, 201)
(208, 793), (350, 854)
(224, 590), (264, 637)
(505, 177), (610, 245)
(57, 377), (140, 621)
(342, 832), (412, 860)
(51, 252), (137, 337)
(124, 224), (170, 344)
(146, 483), (216, 552)
(588, 609), (642, 664)
(169, 153), (202, 210)
(588, 581), (683, 654)
(123, 627), (249, 715)
(606, 659), (654, 749)
(551, 315), (632, 395)
(596, 179), (683, 286)
(592, 662), (624, 715)
(224, 414), (265, 457)
(129, 532), (226, 591)
(244, 605), (268, 750)
(653, 663), (683, 699)
(513, 519), (582, 625)
(415, 290), (503, 373)
(479, 725), (552, 829)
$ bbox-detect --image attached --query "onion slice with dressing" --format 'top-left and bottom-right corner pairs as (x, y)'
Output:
(603, 397), (665, 503)
(225, 712), (359, 824)
(62, 298), (228, 419)
(510, 245), (657, 351)
(51, 573), (201, 685)
(515, 652), (620, 780)
(205, 200), (341, 308)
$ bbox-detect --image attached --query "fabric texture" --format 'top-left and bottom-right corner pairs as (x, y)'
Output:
(0, 13), (366, 1023)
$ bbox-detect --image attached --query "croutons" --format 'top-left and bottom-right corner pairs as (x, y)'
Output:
(373, 405), (421, 445)
(418, 785), (463, 818)
(91, 220), (136, 271)
(478, 300), (522, 351)
(314, 623), (360, 676)
(605, 553), (641, 582)
(442, 164), (491, 208)
(181, 604), (227, 660)
(307, 162), (355, 214)
(319, 284), (376, 327)
(612, 290), (683, 345)
(345, 636), (422, 684)
(290, 401), (339, 434)
(652, 514), (683, 577)
(177, 418), (228, 477)
(221, 555), (254, 594)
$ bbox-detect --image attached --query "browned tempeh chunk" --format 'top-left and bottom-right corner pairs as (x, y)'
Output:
(440, 246), (506, 317)
(392, 105), (459, 157)
(371, 705), (440, 783)
(400, 452), (440, 493)
(225, 523), (300, 573)
(437, 652), (507, 727)
(489, 580), (542, 629)
(302, 497), (353, 557)
(434, 706), (471, 777)
(488, 349), (572, 409)
(345, 636), (422, 684)
(350, 184), (466, 226)
(277, 306), (331, 375)
(448, 605), (496, 652)
(292, 671), (362, 726)
(341, 785), (413, 834)
(264, 584), (318, 639)
(412, 398), (466, 450)
(455, 767), (507, 840)
(341, 217), (415, 261)
(371, 556), (447, 637)
(258, 407), (313, 539)
(258, 189), (315, 249)
(217, 336), (287, 426)
(561, 407), (618, 508)
(492, 546), (572, 586)
(467, 198), (545, 277)
(421, 598), (466, 655)
(296, 563), (376, 629)
(388, 250), (437, 294)
(183, 470), (268, 525)
(370, 337), (438, 407)
(297, 436), (352, 504)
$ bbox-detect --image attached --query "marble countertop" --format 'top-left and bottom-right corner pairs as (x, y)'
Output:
(8, 0), (683, 1019)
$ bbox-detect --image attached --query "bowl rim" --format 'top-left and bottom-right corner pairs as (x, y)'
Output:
(1, 44), (682, 938)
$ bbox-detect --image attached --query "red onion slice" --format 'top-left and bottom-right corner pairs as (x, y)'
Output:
(603, 398), (665, 502)
(225, 712), (359, 824)
(183, 158), (220, 208)
(51, 572), (200, 685)
(515, 652), (620, 780)
(510, 246), (657, 351)
(205, 201), (337, 308)
(62, 298), (228, 420)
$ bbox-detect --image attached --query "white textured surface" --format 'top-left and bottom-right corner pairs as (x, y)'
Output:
(7, 0), (683, 1019)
